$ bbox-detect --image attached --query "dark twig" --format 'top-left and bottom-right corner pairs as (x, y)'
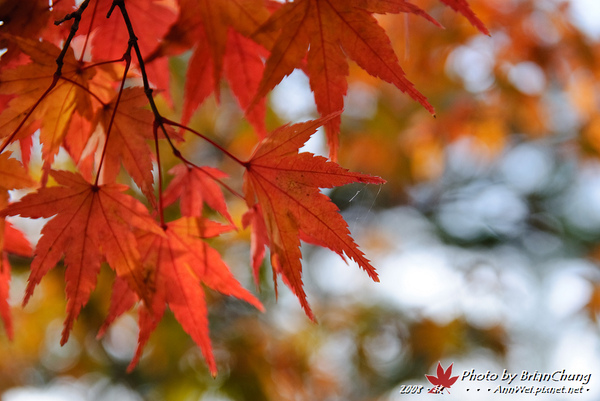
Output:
(108, 0), (247, 202)
(54, 0), (92, 75)
(0, 0), (92, 154)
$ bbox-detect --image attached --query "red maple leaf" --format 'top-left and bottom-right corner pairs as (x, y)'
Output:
(0, 36), (114, 164)
(242, 113), (384, 319)
(426, 362), (460, 394)
(0, 170), (163, 344)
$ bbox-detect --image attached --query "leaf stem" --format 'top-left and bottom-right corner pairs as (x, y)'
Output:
(59, 76), (107, 106)
(78, 0), (99, 62)
(82, 57), (127, 71)
(162, 118), (247, 167)
(177, 155), (246, 201)
(93, 44), (132, 186)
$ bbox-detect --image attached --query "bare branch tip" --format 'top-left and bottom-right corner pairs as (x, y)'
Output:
(107, 3), (118, 18)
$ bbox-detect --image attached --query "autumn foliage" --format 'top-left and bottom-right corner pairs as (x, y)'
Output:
(0, 0), (488, 374)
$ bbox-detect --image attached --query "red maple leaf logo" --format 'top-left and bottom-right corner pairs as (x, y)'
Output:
(426, 362), (459, 394)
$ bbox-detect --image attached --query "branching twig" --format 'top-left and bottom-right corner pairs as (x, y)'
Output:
(54, 0), (92, 75)
(0, 0), (94, 154)
(109, 0), (167, 138)
(108, 0), (247, 204)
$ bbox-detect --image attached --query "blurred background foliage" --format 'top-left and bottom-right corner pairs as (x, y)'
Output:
(4, 0), (600, 400)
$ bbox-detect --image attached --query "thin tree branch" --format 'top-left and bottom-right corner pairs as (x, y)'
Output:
(0, 0), (92, 154)
(108, 0), (247, 202)
(54, 0), (92, 75)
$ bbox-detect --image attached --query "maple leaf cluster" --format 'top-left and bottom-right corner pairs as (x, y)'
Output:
(0, 0), (487, 374)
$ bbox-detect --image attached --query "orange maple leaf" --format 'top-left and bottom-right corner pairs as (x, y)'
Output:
(242, 113), (384, 319)
(251, 0), (440, 159)
(99, 217), (263, 375)
(0, 36), (114, 163)
(0, 151), (35, 194)
(0, 170), (163, 344)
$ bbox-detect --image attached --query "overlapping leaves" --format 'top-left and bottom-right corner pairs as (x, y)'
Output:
(0, 170), (162, 344)
(251, 0), (488, 158)
(0, 0), (488, 374)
